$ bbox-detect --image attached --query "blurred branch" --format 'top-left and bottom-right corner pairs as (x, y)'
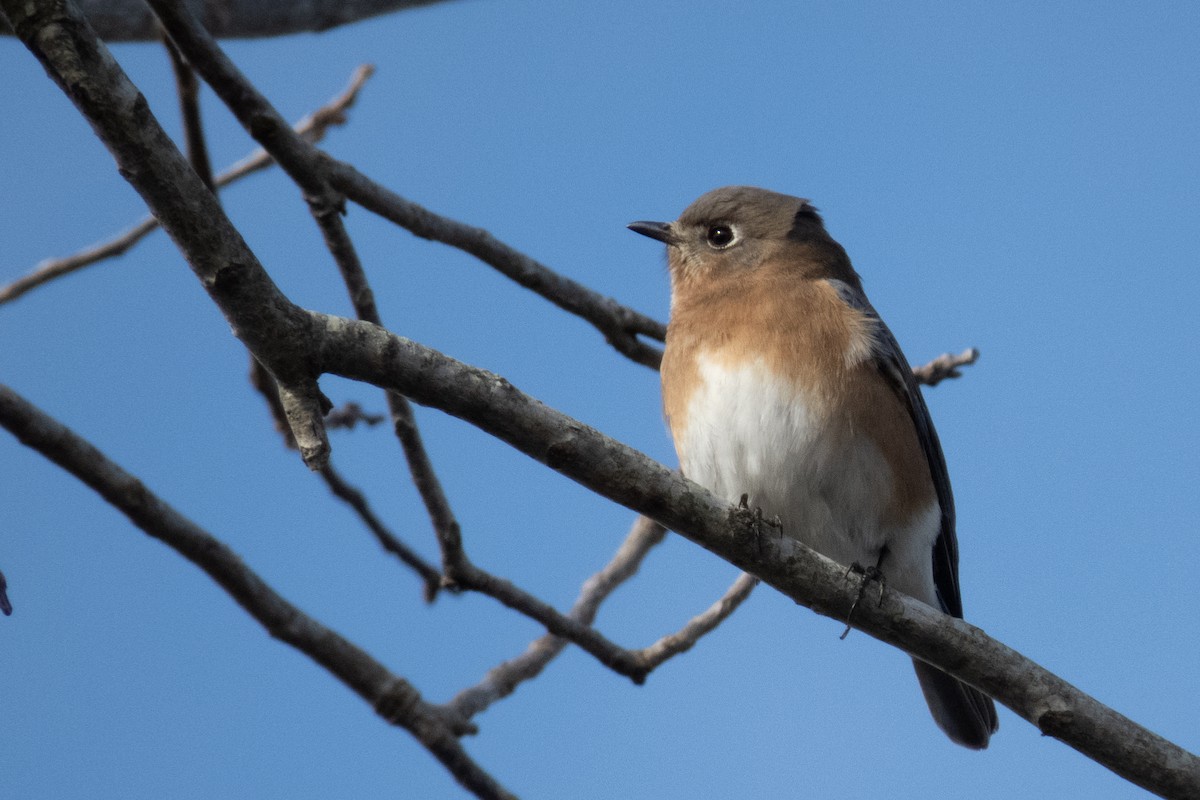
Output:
(634, 572), (758, 669)
(0, 568), (11, 616)
(0, 0), (465, 41)
(324, 402), (385, 430)
(0, 64), (373, 307)
(0, 383), (515, 800)
(913, 347), (979, 386)
(162, 32), (214, 191)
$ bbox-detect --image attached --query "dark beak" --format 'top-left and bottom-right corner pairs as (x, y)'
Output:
(627, 220), (677, 245)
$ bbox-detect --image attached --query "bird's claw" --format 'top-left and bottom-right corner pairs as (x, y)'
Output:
(840, 562), (886, 640)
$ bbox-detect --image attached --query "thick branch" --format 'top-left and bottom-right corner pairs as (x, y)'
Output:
(321, 312), (1195, 799)
(5, 0), (332, 466)
(0, 0), (464, 41)
(0, 384), (515, 800)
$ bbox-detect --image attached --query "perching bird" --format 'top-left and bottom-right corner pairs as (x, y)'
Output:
(629, 186), (998, 749)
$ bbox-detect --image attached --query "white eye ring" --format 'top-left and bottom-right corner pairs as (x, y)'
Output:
(705, 224), (738, 249)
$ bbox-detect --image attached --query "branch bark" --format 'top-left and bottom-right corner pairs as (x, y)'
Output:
(0, 0), (465, 41)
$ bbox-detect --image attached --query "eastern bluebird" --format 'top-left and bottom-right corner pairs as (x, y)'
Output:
(629, 186), (998, 749)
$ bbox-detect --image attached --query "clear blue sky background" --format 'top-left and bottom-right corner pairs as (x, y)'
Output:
(2, 1), (1198, 798)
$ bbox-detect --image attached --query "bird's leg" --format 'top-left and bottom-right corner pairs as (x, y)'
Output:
(839, 547), (889, 640)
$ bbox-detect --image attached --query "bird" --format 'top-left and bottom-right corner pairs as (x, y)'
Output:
(628, 186), (998, 749)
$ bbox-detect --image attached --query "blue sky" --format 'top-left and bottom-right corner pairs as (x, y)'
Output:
(2, 1), (1198, 797)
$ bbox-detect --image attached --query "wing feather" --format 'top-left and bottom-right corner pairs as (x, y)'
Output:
(828, 279), (963, 618)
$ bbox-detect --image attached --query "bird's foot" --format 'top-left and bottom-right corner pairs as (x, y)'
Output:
(839, 562), (886, 640)
(735, 494), (781, 556)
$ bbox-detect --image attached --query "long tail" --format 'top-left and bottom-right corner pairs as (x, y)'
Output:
(912, 659), (998, 749)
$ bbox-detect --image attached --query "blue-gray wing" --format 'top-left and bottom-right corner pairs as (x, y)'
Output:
(827, 279), (963, 618)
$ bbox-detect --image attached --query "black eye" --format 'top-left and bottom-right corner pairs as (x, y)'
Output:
(706, 224), (736, 248)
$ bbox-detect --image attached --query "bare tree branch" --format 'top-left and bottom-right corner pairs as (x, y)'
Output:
(152, 0), (468, 562)
(633, 572), (758, 668)
(156, 0), (656, 649)
(326, 159), (670, 369)
(0, 568), (12, 616)
(0, 383), (516, 800)
(251, 346), (443, 599)
(319, 462), (443, 601)
(309, 191), (464, 575)
(446, 516), (667, 721)
(162, 32), (214, 191)
(912, 347), (979, 386)
(0, 0), (466, 41)
(324, 401), (385, 430)
(12, 2), (1195, 797)
(0, 64), (373, 307)
(140, 1), (671, 372)
(161, 46), (440, 599)
(327, 311), (1200, 800)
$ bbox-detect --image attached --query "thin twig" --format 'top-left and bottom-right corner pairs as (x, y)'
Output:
(445, 516), (666, 721)
(252, 355), (441, 596)
(0, 64), (374, 306)
(313, 189), (464, 567)
(443, 518), (756, 724)
(0, 568), (11, 616)
(0, 383), (516, 800)
(325, 158), (668, 369)
(161, 32), (214, 191)
(320, 462), (442, 601)
(324, 402), (385, 430)
(633, 572), (758, 668)
(912, 347), (979, 386)
(447, 555), (652, 681)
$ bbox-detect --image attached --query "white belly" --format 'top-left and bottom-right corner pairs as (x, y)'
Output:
(674, 353), (935, 582)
